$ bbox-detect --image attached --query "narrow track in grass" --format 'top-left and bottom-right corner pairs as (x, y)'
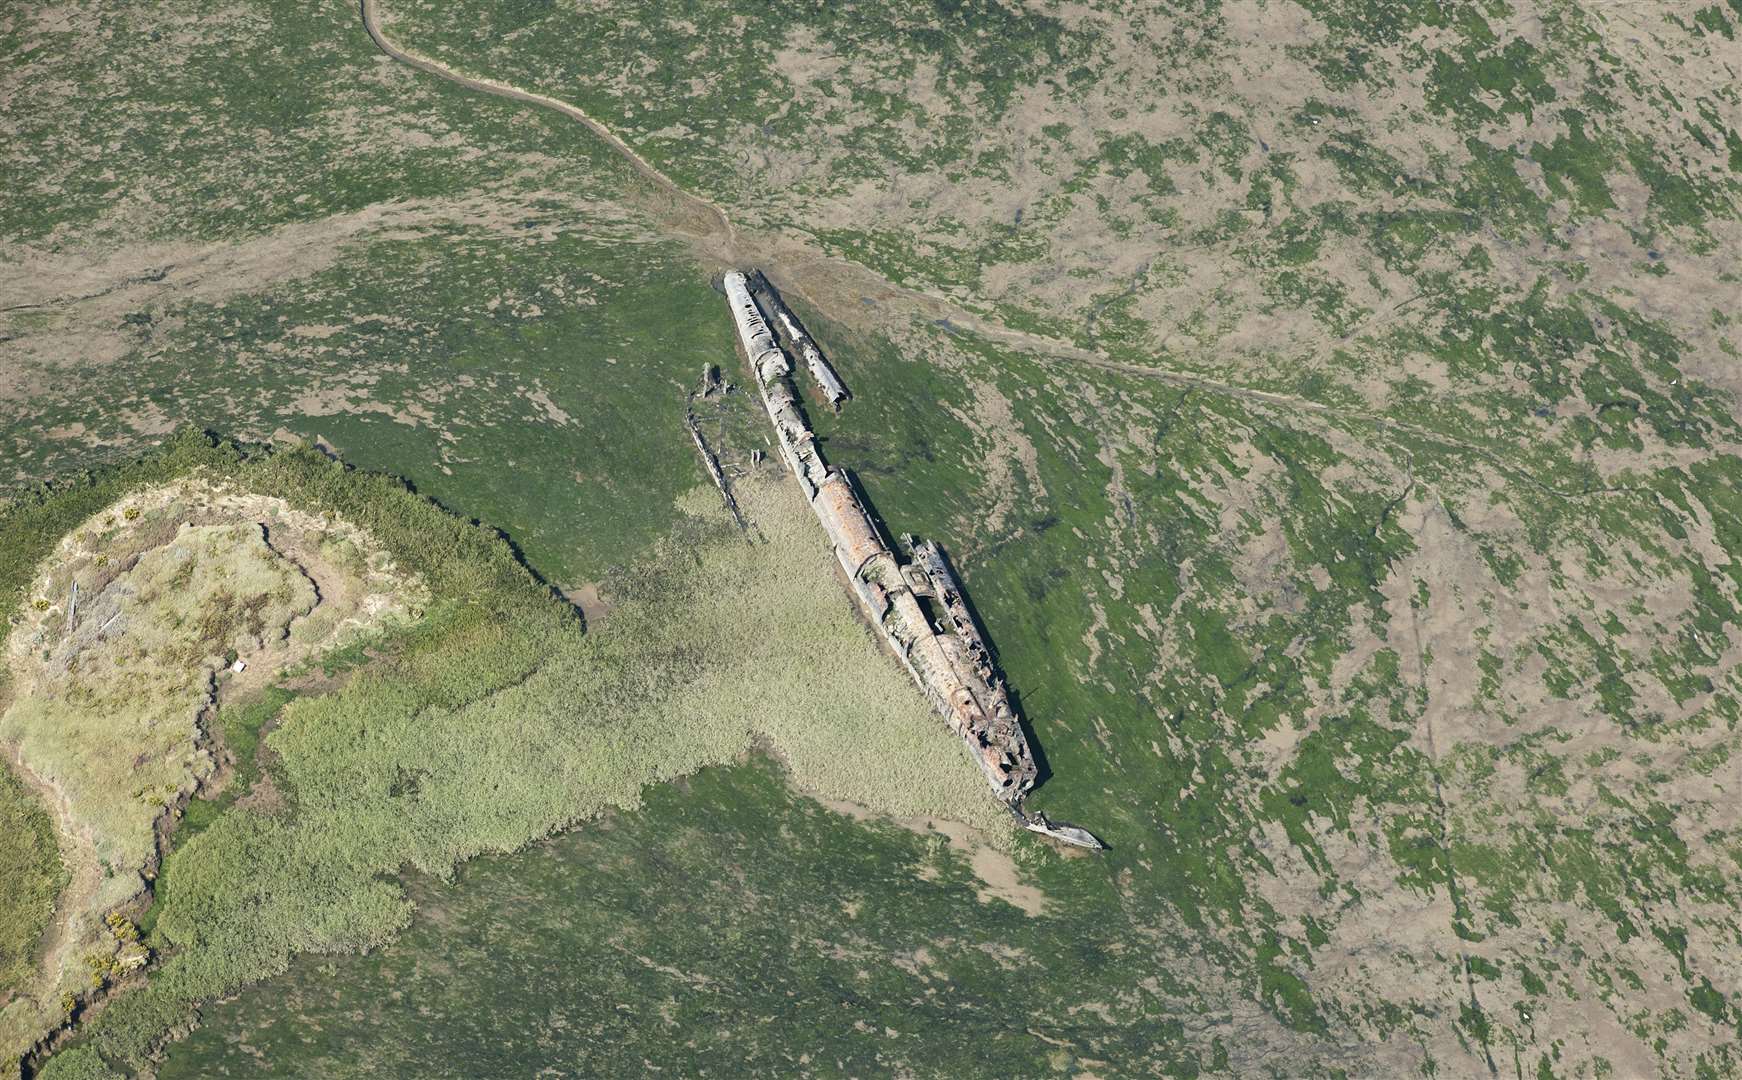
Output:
(354, 0), (1340, 411)
(358, 0), (1687, 503)
(359, 0), (737, 251)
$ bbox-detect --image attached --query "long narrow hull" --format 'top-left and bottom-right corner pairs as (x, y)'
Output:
(746, 271), (849, 406)
(723, 271), (1038, 803)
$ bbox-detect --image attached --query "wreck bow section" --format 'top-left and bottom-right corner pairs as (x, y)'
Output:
(723, 269), (1039, 805)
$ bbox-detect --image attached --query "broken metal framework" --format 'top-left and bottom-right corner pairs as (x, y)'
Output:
(723, 270), (1100, 849)
(747, 271), (850, 408)
(685, 412), (744, 531)
(685, 362), (747, 532)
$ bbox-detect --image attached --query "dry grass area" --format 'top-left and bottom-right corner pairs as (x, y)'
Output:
(631, 476), (1009, 831)
(8, 521), (315, 872)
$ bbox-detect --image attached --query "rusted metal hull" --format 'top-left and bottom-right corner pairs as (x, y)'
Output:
(723, 270), (1039, 805)
(722, 269), (1101, 849)
(747, 271), (849, 407)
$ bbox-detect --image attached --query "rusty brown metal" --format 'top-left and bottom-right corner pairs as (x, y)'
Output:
(723, 270), (1098, 849)
(812, 476), (884, 575)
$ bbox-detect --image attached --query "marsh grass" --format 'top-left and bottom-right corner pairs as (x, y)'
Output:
(9, 436), (997, 1075)
(0, 762), (63, 1000)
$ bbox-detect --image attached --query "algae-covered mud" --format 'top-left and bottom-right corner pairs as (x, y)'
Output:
(5, 0), (1741, 1077)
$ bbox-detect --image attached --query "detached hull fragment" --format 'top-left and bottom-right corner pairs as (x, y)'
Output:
(1019, 810), (1104, 850)
(747, 271), (850, 407)
(724, 271), (1100, 852)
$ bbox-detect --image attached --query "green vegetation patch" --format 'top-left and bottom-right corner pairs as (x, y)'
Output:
(0, 763), (63, 1002)
(13, 433), (1000, 1075)
(150, 760), (1179, 1079)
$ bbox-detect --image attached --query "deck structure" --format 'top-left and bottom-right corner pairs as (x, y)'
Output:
(723, 270), (1099, 849)
(746, 271), (849, 409)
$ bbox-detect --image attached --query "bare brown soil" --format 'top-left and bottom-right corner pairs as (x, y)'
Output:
(812, 796), (1047, 916)
(359, 0), (1742, 502)
(560, 581), (612, 629)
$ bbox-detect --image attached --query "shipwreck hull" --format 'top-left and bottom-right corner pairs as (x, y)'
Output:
(747, 270), (850, 407)
(722, 269), (1099, 849)
(723, 270), (1038, 804)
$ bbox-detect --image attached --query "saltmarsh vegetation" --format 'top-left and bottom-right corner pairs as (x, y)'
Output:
(153, 760), (1105, 1079)
(10, 0), (1741, 1075)
(10, 430), (995, 1076)
(0, 468), (430, 1069)
(0, 765), (62, 1003)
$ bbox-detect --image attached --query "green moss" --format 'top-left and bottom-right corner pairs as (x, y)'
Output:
(1426, 38), (1555, 126)
(165, 686), (299, 857)
(1688, 978), (1730, 1024)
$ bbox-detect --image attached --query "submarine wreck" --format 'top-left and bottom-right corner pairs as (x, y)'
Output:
(722, 270), (1101, 850)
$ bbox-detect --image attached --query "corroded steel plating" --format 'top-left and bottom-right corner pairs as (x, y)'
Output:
(724, 270), (1034, 799)
(747, 271), (849, 407)
(724, 270), (1101, 849)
